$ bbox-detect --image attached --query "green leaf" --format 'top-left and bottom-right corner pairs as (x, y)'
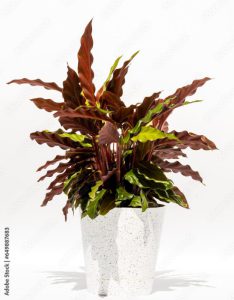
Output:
(183, 100), (203, 106)
(57, 132), (92, 147)
(63, 171), (80, 194)
(140, 190), (148, 212)
(86, 189), (106, 219)
(130, 102), (164, 135)
(137, 161), (173, 189)
(116, 186), (134, 202)
(131, 126), (178, 143)
(88, 180), (103, 199)
(130, 196), (142, 207)
(124, 170), (144, 188)
(103, 56), (122, 91)
(86, 180), (106, 219)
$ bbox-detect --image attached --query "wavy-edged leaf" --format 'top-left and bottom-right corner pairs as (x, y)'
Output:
(116, 186), (134, 202)
(136, 161), (173, 188)
(130, 101), (164, 134)
(158, 130), (217, 150)
(98, 122), (119, 145)
(41, 183), (64, 207)
(166, 77), (211, 106)
(96, 55), (122, 100)
(30, 98), (64, 112)
(124, 169), (144, 188)
(62, 200), (72, 221)
(63, 65), (84, 108)
(37, 155), (66, 172)
(57, 132), (92, 147)
(172, 186), (189, 208)
(30, 131), (79, 150)
(7, 78), (62, 92)
(47, 165), (78, 190)
(157, 159), (203, 183)
(134, 92), (161, 124)
(58, 116), (99, 135)
(54, 107), (113, 123)
(106, 51), (139, 97)
(86, 180), (106, 219)
(153, 148), (187, 160)
(132, 126), (178, 143)
(112, 104), (136, 124)
(78, 19), (96, 105)
(99, 90), (125, 110)
(38, 161), (74, 182)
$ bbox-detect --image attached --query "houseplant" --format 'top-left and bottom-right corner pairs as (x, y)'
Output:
(8, 20), (216, 296)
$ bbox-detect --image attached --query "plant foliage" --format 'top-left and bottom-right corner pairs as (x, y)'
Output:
(8, 20), (217, 220)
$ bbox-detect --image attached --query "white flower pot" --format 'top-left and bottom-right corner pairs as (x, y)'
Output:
(80, 207), (165, 296)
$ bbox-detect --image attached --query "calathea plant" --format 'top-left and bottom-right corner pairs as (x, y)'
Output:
(8, 20), (216, 220)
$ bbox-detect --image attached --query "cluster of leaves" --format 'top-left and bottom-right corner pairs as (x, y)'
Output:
(8, 20), (217, 220)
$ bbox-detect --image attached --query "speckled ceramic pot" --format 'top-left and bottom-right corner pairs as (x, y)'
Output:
(81, 207), (165, 296)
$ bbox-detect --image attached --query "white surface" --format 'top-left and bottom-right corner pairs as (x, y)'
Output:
(81, 207), (165, 296)
(0, 0), (234, 299)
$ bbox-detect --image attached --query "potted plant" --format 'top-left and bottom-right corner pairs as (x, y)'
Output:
(8, 20), (216, 296)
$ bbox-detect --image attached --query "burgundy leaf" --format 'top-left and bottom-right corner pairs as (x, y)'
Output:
(157, 130), (217, 150)
(62, 65), (84, 109)
(155, 78), (211, 129)
(7, 78), (62, 92)
(62, 200), (72, 221)
(58, 116), (99, 135)
(30, 98), (64, 112)
(100, 90), (125, 109)
(154, 148), (187, 159)
(166, 77), (211, 105)
(106, 51), (139, 98)
(37, 155), (66, 172)
(54, 107), (114, 123)
(134, 92), (161, 124)
(173, 186), (189, 208)
(38, 161), (74, 182)
(98, 122), (119, 145)
(112, 105), (136, 124)
(157, 159), (203, 183)
(30, 131), (78, 150)
(41, 183), (64, 207)
(78, 19), (96, 105)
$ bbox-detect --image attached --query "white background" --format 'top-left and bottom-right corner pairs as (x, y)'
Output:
(0, 0), (234, 299)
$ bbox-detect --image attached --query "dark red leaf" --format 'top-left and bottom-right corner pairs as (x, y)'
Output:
(112, 105), (136, 124)
(134, 92), (161, 124)
(62, 200), (72, 221)
(62, 65), (84, 109)
(157, 159), (203, 183)
(58, 116), (99, 135)
(38, 161), (74, 182)
(153, 148), (187, 159)
(7, 78), (62, 92)
(30, 131), (78, 150)
(37, 155), (66, 172)
(166, 77), (211, 105)
(78, 19), (96, 105)
(54, 107), (114, 123)
(98, 122), (119, 145)
(106, 51), (139, 98)
(172, 186), (189, 208)
(30, 98), (64, 112)
(100, 90), (126, 109)
(41, 183), (64, 207)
